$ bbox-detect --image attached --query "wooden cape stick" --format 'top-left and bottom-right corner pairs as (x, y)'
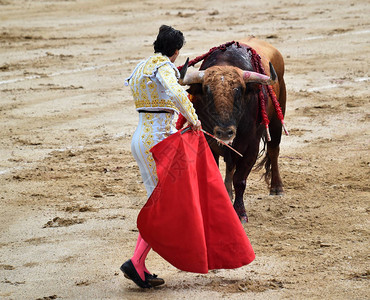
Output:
(181, 126), (243, 157)
(201, 129), (243, 158)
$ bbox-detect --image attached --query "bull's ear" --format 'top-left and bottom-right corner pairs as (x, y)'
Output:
(269, 62), (277, 82)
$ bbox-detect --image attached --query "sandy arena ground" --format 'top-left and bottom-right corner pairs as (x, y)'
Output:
(0, 0), (369, 299)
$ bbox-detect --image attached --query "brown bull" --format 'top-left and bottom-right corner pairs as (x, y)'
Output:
(180, 37), (287, 222)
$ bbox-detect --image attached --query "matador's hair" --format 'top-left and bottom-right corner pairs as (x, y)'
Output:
(153, 25), (185, 57)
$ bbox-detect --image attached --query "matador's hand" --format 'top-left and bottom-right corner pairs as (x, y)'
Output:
(192, 120), (201, 131)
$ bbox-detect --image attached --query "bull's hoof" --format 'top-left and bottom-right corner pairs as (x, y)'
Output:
(269, 187), (284, 196)
(233, 203), (248, 223)
(240, 215), (248, 223)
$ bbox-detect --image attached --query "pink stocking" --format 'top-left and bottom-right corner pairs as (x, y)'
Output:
(133, 233), (142, 252)
(131, 234), (151, 280)
(133, 234), (151, 274)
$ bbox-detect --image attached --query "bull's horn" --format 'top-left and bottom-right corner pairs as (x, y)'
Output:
(179, 70), (205, 85)
(243, 62), (278, 85)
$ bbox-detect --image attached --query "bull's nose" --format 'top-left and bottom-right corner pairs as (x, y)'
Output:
(214, 126), (236, 141)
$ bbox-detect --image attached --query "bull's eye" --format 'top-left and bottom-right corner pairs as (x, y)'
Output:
(205, 85), (212, 94)
(234, 86), (243, 94)
(233, 86), (244, 111)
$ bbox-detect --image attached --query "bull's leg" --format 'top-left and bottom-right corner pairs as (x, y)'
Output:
(224, 164), (235, 201)
(267, 146), (283, 195)
(267, 115), (284, 195)
(267, 77), (286, 195)
(233, 177), (248, 223)
(233, 150), (258, 223)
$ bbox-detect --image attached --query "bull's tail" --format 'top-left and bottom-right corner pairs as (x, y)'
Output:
(256, 154), (272, 185)
(254, 137), (271, 186)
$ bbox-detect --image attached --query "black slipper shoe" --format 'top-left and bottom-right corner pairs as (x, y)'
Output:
(123, 270), (165, 287)
(120, 260), (151, 289)
(145, 272), (165, 287)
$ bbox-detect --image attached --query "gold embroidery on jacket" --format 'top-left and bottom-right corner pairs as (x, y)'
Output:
(127, 54), (198, 125)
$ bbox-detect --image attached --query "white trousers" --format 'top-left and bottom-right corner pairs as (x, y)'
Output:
(131, 112), (177, 197)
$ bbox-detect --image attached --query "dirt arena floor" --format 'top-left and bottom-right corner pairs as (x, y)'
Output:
(0, 0), (369, 299)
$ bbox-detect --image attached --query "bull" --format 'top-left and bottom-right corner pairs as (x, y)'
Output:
(180, 37), (287, 223)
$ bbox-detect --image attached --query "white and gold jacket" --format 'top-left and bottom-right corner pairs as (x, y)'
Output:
(125, 53), (198, 125)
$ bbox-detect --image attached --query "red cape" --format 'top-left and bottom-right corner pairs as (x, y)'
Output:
(137, 128), (255, 273)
